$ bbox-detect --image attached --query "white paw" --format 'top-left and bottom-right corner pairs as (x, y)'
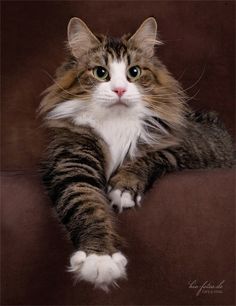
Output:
(68, 251), (127, 291)
(108, 189), (142, 212)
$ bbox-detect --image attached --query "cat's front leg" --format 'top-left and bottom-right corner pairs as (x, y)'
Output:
(108, 150), (176, 212)
(42, 128), (128, 291)
(108, 169), (145, 212)
(67, 189), (128, 291)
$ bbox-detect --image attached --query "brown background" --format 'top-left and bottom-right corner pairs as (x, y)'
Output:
(1, 1), (235, 305)
(1, 0), (235, 171)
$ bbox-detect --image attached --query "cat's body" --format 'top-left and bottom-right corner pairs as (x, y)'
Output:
(40, 18), (235, 290)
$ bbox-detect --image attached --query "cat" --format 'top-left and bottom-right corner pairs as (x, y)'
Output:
(39, 17), (235, 291)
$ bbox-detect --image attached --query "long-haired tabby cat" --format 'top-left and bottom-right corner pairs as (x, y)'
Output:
(39, 17), (235, 291)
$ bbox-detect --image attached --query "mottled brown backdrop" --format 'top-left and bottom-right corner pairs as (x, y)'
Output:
(1, 0), (235, 171)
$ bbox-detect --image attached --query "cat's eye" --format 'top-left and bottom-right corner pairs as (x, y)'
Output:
(93, 66), (109, 81)
(127, 66), (141, 80)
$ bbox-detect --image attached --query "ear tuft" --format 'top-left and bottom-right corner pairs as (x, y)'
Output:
(129, 17), (161, 57)
(67, 17), (100, 58)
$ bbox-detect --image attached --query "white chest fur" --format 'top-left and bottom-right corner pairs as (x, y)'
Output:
(94, 112), (143, 177)
(48, 99), (153, 178)
(74, 106), (144, 177)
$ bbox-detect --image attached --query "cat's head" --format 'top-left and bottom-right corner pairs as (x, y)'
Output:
(65, 17), (160, 110)
(40, 17), (186, 129)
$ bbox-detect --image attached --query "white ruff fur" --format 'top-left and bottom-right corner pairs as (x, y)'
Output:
(48, 99), (157, 177)
(48, 60), (163, 177)
(68, 251), (127, 291)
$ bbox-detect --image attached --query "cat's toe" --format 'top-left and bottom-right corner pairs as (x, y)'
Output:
(108, 189), (141, 212)
(136, 194), (142, 207)
(68, 251), (87, 272)
(69, 251), (127, 291)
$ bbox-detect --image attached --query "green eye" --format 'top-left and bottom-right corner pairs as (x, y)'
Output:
(127, 66), (141, 80)
(93, 66), (109, 81)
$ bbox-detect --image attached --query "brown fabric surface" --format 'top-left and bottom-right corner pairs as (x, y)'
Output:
(1, 1), (235, 171)
(1, 169), (235, 305)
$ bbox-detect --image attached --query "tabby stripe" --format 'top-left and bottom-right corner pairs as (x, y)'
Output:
(53, 163), (100, 178)
(158, 151), (172, 167)
(106, 49), (115, 59)
(59, 191), (82, 208)
(70, 219), (108, 245)
(58, 193), (103, 218)
(56, 155), (103, 173)
(127, 54), (131, 66)
(69, 218), (106, 235)
(44, 153), (104, 186)
(52, 138), (103, 158)
(61, 203), (95, 225)
(54, 149), (102, 166)
(76, 134), (104, 152)
(58, 183), (102, 203)
(49, 174), (104, 203)
(50, 169), (102, 188)
(165, 148), (182, 169)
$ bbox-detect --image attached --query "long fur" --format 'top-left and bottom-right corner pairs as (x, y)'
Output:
(39, 17), (235, 291)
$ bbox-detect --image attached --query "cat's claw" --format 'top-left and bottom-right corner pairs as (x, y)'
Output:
(108, 188), (142, 212)
(68, 251), (127, 291)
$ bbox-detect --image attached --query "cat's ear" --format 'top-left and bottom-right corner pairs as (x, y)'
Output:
(67, 17), (100, 58)
(129, 17), (161, 57)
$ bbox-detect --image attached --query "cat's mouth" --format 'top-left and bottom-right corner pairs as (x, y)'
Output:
(109, 99), (129, 108)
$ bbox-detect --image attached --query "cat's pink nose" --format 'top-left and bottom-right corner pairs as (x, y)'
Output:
(113, 87), (126, 97)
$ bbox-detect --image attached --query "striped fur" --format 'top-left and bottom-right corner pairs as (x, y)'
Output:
(42, 125), (122, 254)
(109, 111), (235, 209)
(40, 18), (235, 290)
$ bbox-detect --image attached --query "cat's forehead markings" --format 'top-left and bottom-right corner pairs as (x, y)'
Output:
(105, 37), (128, 60)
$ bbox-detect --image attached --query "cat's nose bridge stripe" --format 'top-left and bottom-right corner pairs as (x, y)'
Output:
(109, 60), (128, 88)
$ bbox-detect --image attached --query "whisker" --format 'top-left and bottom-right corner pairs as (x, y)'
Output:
(176, 68), (187, 81)
(185, 89), (200, 103)
(179, 65), (206, 94)
(144, 90), (198, 104)
(142, 93), (182, 100)
(142, 90), (183, 99)
(41, 69), (89, 99)
(141, 65), (206, 99)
